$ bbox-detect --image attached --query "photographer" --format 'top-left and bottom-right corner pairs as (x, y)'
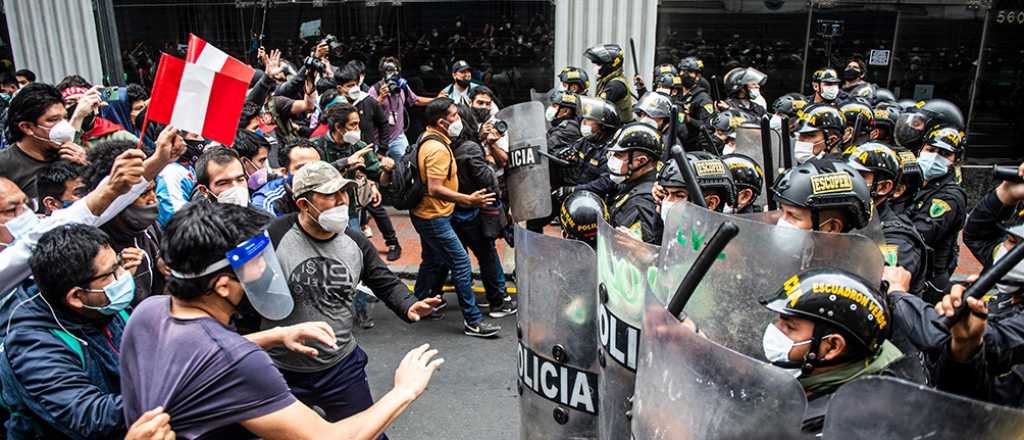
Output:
(369, 57), (433, 161)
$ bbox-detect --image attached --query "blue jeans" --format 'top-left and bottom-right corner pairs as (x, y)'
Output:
(411, 214), (483, 325)
(386, 134), (410, 162)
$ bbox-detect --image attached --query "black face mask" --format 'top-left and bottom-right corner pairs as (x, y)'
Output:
(133, 109), (147, 132)
(681, 74), (698, 89)
(182, 139), (207, 165)
(81, 113), (96, 133)
(455, 78), (471, 88)
(119, 203), (159, 232)
(472, 107), (490, 123)
(842, 68), (861, 81)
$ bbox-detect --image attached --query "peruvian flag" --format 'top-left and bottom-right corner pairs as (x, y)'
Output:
(185, 34), (255, 85)
(146, 53), (249, 146)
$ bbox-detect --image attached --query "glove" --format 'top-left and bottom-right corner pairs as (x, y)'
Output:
(552, 186), (575, 201)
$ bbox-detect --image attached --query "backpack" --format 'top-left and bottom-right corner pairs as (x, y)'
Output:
(381, 132), (451, 210)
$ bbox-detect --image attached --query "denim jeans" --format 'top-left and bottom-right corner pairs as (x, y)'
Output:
(386, 134), (410, 162)
(451, 212), (507, 307)
(410, 214), (483, 325)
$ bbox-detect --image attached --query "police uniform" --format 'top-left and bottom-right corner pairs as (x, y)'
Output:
(725, 98), (766, 118)
(596, 71), (635, 124)
(547, 116), (582, 156)
(961, 190), (1024, 317)
(608, 171), (662, 244)
(566, 136), (616, 197)
(878, 202), (930, 296)
(908, 172), (967, 301)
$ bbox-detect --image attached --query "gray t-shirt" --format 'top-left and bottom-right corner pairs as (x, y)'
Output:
(265, 214), (417, 372)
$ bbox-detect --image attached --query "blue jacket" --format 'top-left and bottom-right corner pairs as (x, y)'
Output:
(0, 284), (128, 439)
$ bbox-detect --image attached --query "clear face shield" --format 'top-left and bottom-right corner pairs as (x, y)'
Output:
(225, 231), (294, 320)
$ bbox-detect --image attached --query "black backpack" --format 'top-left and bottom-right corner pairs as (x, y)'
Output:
(381, 132), (450, 210)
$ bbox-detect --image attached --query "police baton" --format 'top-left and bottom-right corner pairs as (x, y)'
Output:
(710, 75), (721, 104)
(780, 116), (794, 171)
(629, 38), (642, 100)
(935, 240), (1024, 332)
(993, 165), (1024, 183)
(667, 221), (740, 318)
(760, 115), (777, 210)
(669, 142), (706, 209)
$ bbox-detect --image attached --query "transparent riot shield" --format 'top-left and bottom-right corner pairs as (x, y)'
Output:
(595, 219), (661, 440)
(514, 226), (600, 440)
(497, 101), (552, 221)
(734, 123), (783, 207)
(736, 210), (885, 244)
(631, 289), (808, 439)
(656, 202), (884, 359)
(823, 376), (1024, 439)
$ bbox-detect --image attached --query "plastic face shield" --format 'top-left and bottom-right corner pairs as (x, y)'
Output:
(226, 231), (294, 320)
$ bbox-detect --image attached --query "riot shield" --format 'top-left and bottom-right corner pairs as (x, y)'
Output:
(631, 288), (808, 439)
(823, 376), (1024, 439)
(736, 210), (885, 244)
(656, 202), (884, 358)
(595, 219), (660, 440)
(498, 101), (552, 221)
(514, 226), (600, 440)
(734, 123), (783, 207)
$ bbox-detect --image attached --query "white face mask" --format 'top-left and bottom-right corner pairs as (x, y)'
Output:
(2, 207), (40, 242)
(776, 215), (804, 230)
(793, 140), (817, 164)
(347, 86), (362, 100)
(607, 155), (627, 184)
(762, 323), (811, 378)
(660, 200), (676, 223)
(580, 124), (594, 139)
(313, 203), (350, 233)
(545, 106), (558, 122)
(748, 87), (761, 100)
(44, 120), (76, 145)
(821, 85), (839, 101)
(447, 118), (464, 138)
(638, 116), (659, 130)
(722, 143), (736, 155)
(214, 185), (250, 206)
(342, 130), (361, 145)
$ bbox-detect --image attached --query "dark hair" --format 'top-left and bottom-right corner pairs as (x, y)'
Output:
(162, 203), (272, 300)
(36, 161), (83, 211)
(318, 89), (340, 113)
(14, 69), (35, 82)
(239, 101), (260, 129)
(334, 66), (360, 86)
(126, 83), (149, 104)
(379, 56), (401, 72)
(195, 146), (241, 187)
(233, 130), (270, 161)
(316, 77), (337, 95)
(82, 140), (138, 192)
(278, 140), (321, 170)
(324, 102), (359, 134)
(455, 104), (480, 142)
(469, 86), (497, 105)
(7, 83), (64, 142)
(346, 59), (366, 75)
(30, 224), (111, 306)
(424, 97), (455, 127)
(55, 74), (92, 92)
(0, 73), (16, 87)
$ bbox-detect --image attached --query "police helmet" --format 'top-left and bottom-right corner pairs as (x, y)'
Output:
(722, 153), (765, 201)
(577, 96), (621, 130)
(894, 100), (964, 150)
(839, 100), (875, 134)
(796, 104), (846, 135)
(559, 190), (608, 246)
(872, 103), (900, 132)
(924, 126), (967, 155)
(551, 91), (580, 113)
(584, 44), (625, 71)
(559, 66), (590, 91)
(873, 88), (897, 104)
(772, 159), (872, 231)
(724, 67), (767, 97)
(607, 122), (664, 159)
(654, 63), (679, 77)
(773, 93), (809, 117)
(635, 92), (674, 121)
(710, 109), (755, 133)
(843, 142), (902, 189)
(654, 73), (684, 91)
(688, 151), (737, 208)
(890, 145), (924, 205)
(677, 56), (704, 73)
(812, 68), (841, 84)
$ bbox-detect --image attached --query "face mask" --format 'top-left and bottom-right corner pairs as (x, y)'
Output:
(447, 118), (464, 138)
(343, 130), (361, 145)
(638, 116), (659, 130)
(821, 85), (839, 101)
(545, 106), (558, 122)
(580, 124), (594, 139)
(607, 155), (627, 184)
(347, 86), (361, 101)
(660, 200), (676, 223)
(247, 167), (269, 191)
(455, 78), (471, 88)
(776, 216), (803, 230)
(3, 208), (40, 241)
(794, 140), (817, 164)
(308, 201), (350, 233)
(214, 185), (250, 206)
(681, 74), (697, 89)
(722, 143), (736, 155)
(748, 88), (761, 100)
(762, 323), (811, 378)
(83, 273), (135, 315)
(120, 203), (158, 232)
(917, 151), (950, 181)
(474, 107), (492, 124)
(842, 68), (861, 81)
(41, 120), (75, 145)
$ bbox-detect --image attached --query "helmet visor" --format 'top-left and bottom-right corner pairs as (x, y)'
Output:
(894, 112), (928, 148)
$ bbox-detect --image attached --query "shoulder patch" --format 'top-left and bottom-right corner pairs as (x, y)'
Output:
(629, 221), (643, 238)
(929, 198), (951, 218)
(880, 244), (898, 266)
(703, 103), (714, 113)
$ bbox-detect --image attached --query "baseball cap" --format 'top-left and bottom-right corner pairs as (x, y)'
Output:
(291, 161), (356, 198)
(452, 60), (472, 73)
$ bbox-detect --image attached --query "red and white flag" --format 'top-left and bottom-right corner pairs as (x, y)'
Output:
(147, 53), (249, 146)
(186, 34), (255, 85)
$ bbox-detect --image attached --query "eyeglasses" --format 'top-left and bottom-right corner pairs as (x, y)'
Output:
(80, 254), (125, 291)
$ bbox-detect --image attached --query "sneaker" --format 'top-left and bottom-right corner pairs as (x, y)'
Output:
(464, 320), (501, 338)
(433, 298), (449, 312)
(362, 225), (373, 238)
(355, 310), (375, 329)
(488, 297), (518, 318)
(386, 244), (402, 261)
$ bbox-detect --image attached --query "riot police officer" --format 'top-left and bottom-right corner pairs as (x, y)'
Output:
(634, 63), (679, 99)
(844, 142), (929, 295)
(558, 66), (590, 95)
(894, 99), (964, 152)
(558, 189), (608, 248)
(871, 102), (901, 144)
(722, 153), (765, 213)
(721, 66), (768, 118)
(772, 93), (809, 133)
(773, 159), (872, 233)
(654, 152), (736, 215)
(908, 126), (968, 300)
(961, 162), (1024, 315)
(635, 91), (687, 152)
(584, 44), (635, 123)
(605, 122), (664, 244)
(546, 91), (582, 153)
(702, 110), (753, 155)
(810, 68), (845, 105)
(759, 267), (900, 433)
(793, 104), (847, 163)
(839, 99), (875, 146)
(680, 70), (715, 150)
(889, 145), (924, 215)
(677, 56), (712, 93)
(873, 88), (897, 105)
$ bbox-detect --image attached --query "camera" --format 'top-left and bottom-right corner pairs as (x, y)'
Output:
(303, 56), (326, 75)
(492, 119), (508, 136)
(385, 72), (407, 92)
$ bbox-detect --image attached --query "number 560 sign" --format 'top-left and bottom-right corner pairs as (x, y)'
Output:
(996, 10), (1024, 24)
